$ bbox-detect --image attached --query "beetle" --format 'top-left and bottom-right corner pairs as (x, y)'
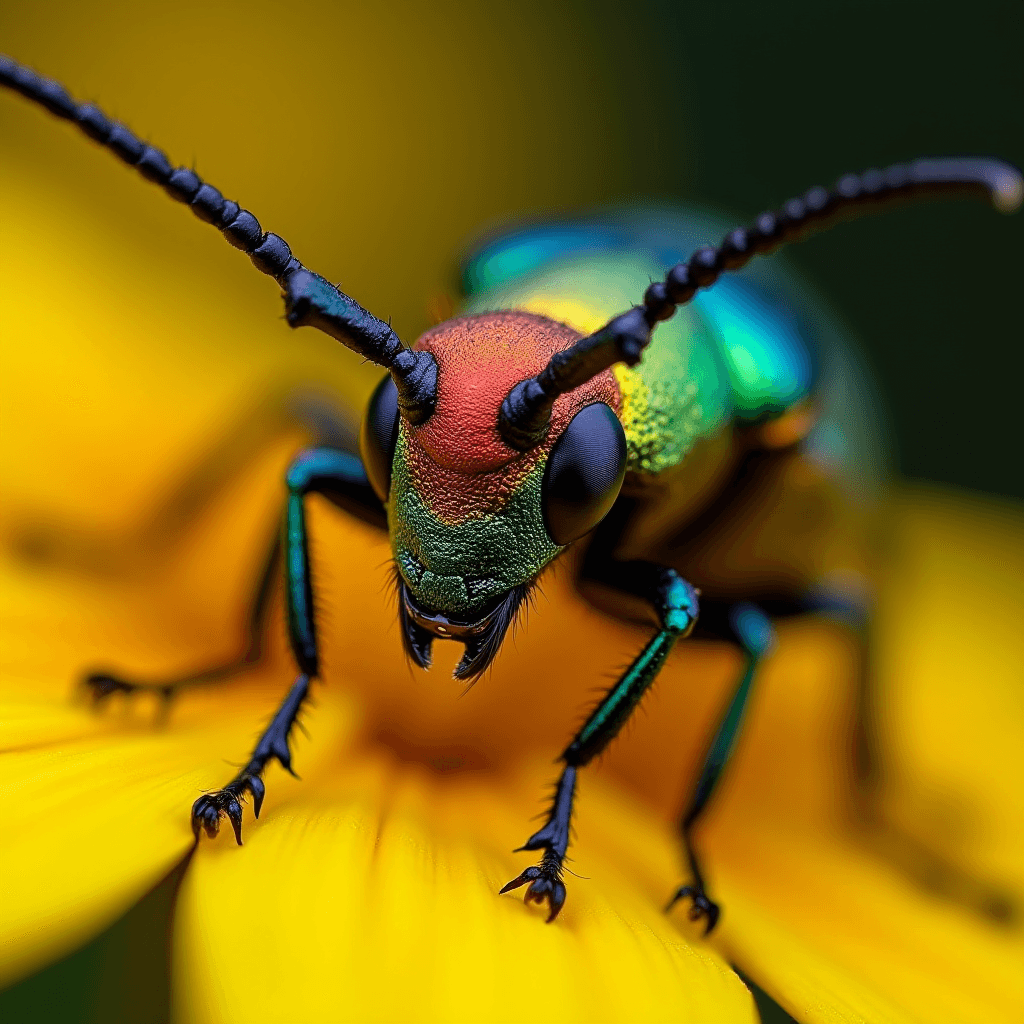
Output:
(3, 54), (1021, 932)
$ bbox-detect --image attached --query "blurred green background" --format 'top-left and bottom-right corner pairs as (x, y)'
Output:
(0, 1), (1020, 1021)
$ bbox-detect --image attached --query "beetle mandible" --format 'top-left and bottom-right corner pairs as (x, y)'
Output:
(3, 54), (1021, 932)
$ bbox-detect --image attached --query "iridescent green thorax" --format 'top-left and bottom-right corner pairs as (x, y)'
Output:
(614, 359), (706, 478)
(462, 215), (831, 474)
(459, 253), (733, 479)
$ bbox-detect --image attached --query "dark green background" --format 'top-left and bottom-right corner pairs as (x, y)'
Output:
(1, 1), (1019, 1022)
(634, 0), (1023, 499)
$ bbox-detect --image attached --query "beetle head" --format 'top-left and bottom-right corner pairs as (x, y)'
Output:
(361, 311), (625, 679)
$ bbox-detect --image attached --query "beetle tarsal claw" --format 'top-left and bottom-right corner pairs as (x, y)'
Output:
(191, 776), (263, 845)
(500, 861), (567, 923)
(666, 884), (721, 935)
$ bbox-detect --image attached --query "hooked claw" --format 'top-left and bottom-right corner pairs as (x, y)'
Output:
(191, 775), (264, 846)
(666, 884), (721, 935)
(500, 864), (567, 923)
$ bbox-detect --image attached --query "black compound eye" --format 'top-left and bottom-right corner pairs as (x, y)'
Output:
(542, 403), (627, 545)
(359, 375), (400, 501)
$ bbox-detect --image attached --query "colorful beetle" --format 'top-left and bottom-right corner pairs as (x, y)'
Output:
(3, 54), (1020, 932)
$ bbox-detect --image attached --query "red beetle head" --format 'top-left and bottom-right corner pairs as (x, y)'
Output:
(364, 311), (623, 678)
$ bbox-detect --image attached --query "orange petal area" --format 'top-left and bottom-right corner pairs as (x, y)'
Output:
(170, 499), (756, 1022)
(174, 753), (756, 1024)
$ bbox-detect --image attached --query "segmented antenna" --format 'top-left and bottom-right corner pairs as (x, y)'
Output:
(0, 54), (437, 425)
(499, 156), (1023, 451)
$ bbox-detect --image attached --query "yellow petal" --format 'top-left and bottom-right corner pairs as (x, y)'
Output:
(0, 431), (356, 985)
(0, 664), (357, 987)
(871, 487), (1024, 888)
(707, 817), (1024, 1024)
(174, 754), (757, 1024)
(688, 490), (1024, 1024)
(0, 162), (376, 541)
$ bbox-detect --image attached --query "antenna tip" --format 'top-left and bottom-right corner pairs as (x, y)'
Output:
(992, 165), (1023, 214)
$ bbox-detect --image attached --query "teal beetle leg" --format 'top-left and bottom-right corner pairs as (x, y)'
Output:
(79, 390), (379, 711)
(189, 447), (380, 844)
(666, 602), (776, 934)
(501, 562), (699, 922)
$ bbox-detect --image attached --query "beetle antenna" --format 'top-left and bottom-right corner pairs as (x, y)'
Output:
(498, 156), (1022, 451)
(0, 55), (436, 424)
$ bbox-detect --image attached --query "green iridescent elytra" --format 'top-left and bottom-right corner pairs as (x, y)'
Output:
(461, 252), (735, 479)
(460, 206), (886, 489)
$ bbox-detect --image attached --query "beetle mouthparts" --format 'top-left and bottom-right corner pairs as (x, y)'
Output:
(401, 587), (504, 641)
(397, 582), (533, 681)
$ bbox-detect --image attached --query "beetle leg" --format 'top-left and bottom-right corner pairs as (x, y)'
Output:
(502, 561), (699, 922)
(77, 391), (381, 715)
(191, 671), (310, 844)
(499, 766), (576, 922)
(190, 446), (378, 843)
(666, 602), (776, 934)
(82, 530), (282, 717)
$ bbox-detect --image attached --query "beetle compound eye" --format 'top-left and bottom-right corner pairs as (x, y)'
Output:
(359, 375), (400, 501)
(542, 403), (627, 545)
